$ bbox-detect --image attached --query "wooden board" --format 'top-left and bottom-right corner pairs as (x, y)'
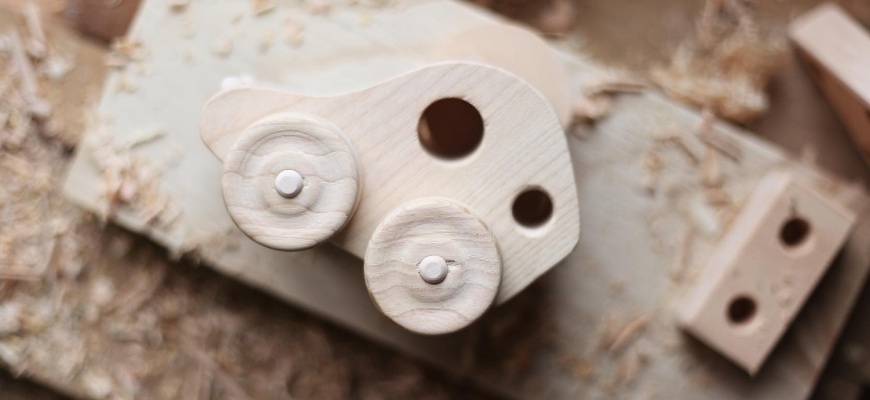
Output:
(61, 0), (870, 398)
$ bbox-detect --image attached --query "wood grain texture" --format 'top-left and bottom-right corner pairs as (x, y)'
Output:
(790, 3), (870, 164)
(365, 197), (501, 334)
(678, 171), (857, 374)
(222, 112), (361, 251)
(431, 23), (573, 128)
(60, 1), (870, 398)
(201, 62), (580, 304)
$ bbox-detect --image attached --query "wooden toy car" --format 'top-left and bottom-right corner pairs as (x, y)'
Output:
(200, 58), (580, 335)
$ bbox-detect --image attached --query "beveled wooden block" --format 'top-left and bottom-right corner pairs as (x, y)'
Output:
(790, 4), (870, 164)
(678, 171), (857, 374)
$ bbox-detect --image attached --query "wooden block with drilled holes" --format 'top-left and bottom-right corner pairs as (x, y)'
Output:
(678, 171), (857, 374)
(790, 3), (870, 164)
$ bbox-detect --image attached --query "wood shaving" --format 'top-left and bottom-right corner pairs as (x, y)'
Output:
(572, 93), (613, 123)
(640, 151), (664, 194)
(284, 20), (305, 48)
(107, 38), (146, 69)
(252, 0), (276, 16)
(211, 37), (234, 58)
(559, 356), (594, 379)
(616, 351), (647, 385)
(701, 147), (723, 187)
(584, 74), (648, 96)
(650, 0), (788, 123)
(609, 314), (651, 352)
(9, 30), (51, 119)
(308, 0), (332, 15)
(697, 108), (741, 161)
(259, 30), (275, 53)
(670, 226), (693, 282)
(85, 125), (177, 226)
(23, 3), (47, 60)
(657, 135), (701, 165)
(168, 0), (191, 12)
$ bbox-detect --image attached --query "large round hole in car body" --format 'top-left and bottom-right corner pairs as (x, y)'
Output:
(418, 98), (484, 159)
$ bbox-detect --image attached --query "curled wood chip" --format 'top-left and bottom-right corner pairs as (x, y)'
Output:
(584, 74), (649, 96)
(572, 93), (612, 123)
(252, 0), (276, 16)
(609, 314), (651, 352)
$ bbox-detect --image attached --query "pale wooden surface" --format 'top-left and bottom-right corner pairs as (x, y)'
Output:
(201, 62), (580, 304)
(790, 3), (870, 165)
(678, 171), (857, 374)
(59, 0), (870, 398)
(222, 112), (361, 251)
(365, 197), (502, 334)
(431, 23), (573, 128)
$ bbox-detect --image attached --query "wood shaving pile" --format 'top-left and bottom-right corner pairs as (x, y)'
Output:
(651, 0), (788, 123)
(81, 120), (178, 227)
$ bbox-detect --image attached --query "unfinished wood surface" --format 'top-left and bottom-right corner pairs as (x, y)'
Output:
(202, 62), (580, 304)
(790, 3), (870, 164)
(679, 171), (857, 374)
(365, 197), (501, 334)
(222, 112), (360, 251)
(432, 23), (573, 127)
(61, 0), (870, 398)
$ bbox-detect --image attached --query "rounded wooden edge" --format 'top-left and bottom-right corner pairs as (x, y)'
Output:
(432, 23), (573, 128)
(221, 112), (361, 251)
(364, 197), (502, 335)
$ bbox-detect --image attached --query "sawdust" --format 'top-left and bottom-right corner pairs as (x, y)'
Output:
(106, 37), (146, 69)
(82, 119), (178, 227)
(651, 0), (788, 123)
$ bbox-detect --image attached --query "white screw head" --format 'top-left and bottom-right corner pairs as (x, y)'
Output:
(418, 255), (449, 284)
(275, 170), (303, 198)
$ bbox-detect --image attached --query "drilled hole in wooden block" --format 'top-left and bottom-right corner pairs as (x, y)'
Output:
(727, 295), (757, 325)
(418, 98), (484, 159)
(780, 217), (811, 248)
(512, 188), (553, 228)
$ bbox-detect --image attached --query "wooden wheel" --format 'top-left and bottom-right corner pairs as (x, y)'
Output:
(364, 198), (502, 334)
(221, 112), (361, 251)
